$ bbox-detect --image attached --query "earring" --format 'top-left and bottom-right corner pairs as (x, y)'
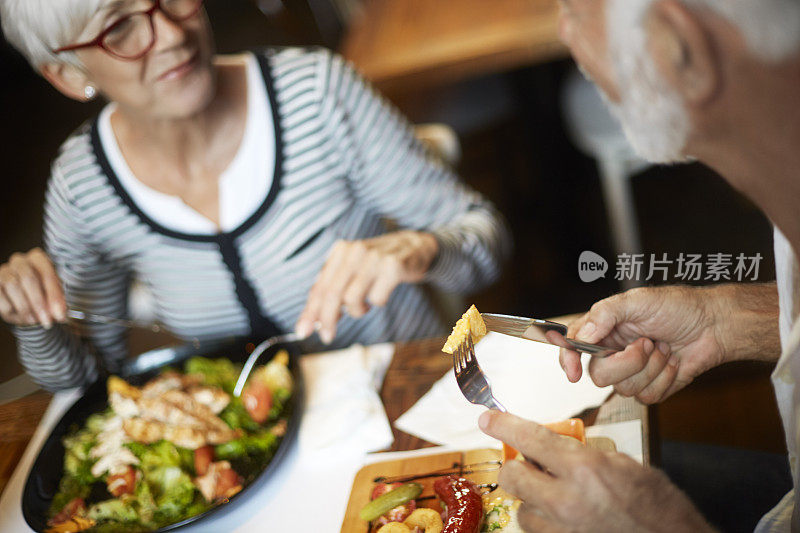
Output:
(84, 85), (97, 100)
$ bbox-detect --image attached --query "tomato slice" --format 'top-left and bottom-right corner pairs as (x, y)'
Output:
(49, 497), (86, 525)
(194, 445), (215, 476)
(107, 466), (136, 497)
(216, 464), (243, 499)
(242, 380), (273, 423)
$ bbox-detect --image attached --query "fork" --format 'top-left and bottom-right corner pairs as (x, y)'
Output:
(67, 309), (166, 333)
(232, 332), (302, 397)
(453, 335), (507, 412)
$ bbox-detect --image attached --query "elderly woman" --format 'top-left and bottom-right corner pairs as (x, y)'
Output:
(0, 0), (510, 390)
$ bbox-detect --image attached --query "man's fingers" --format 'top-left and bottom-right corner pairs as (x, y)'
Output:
(634, 354), (680, 404)
(588, 337), (654, 388)
(498, 458), (565, 511)
(479, 411), (578, 476)
(558, 348), (583, 383)
(516, 504), (566, 533)
(613, 342), (670, 397)
(654, 358), (690, 401)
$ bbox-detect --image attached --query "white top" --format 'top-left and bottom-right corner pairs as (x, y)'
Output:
(756, 228), (800, 531)
(97, 53), (274, 234)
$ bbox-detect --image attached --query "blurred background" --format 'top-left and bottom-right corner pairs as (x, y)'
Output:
(0, 1), (787, 529)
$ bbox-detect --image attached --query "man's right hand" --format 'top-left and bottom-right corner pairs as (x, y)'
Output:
(0, 248), (67, 328)
(559, 283), (779, 404)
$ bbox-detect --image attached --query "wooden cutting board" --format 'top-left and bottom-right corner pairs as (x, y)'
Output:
(341, 438), (617, 533)
(341, 448), (504, 533)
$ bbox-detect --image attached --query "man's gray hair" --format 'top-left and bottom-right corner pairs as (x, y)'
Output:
(1, 0), (105, 69)
(673, 0), (800, 61)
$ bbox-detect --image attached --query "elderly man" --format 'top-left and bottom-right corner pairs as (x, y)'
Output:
(479, 0), (800, 531)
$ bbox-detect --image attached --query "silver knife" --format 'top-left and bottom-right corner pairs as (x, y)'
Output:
(481, 313), (616, 358)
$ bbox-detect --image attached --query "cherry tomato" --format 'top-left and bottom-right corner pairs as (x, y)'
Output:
(107, 466), (136, 497)
(242, 380), (272, 423)
(194, 445), (215, 476)
(215, 464), (242, 498)
(49, 497), (86, 525)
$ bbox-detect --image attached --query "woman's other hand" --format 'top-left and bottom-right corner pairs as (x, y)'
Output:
(295, 231), (438, 344)
(0, 248), (67, 328)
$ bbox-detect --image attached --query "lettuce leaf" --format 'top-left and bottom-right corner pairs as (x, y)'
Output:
(87, 498), (138, 523)
(148, 466), (196, 521)
(184, 357), (241, 393)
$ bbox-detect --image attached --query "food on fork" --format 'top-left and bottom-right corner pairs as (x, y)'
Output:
(442, 305), (487, 354)
(46, 352), (294, 533)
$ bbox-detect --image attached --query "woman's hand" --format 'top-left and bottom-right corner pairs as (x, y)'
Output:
(0, 248), (67, 328)
(558, 283), (779, 404)
(295, 231), (438, 344)
(479, 411), (714, 533)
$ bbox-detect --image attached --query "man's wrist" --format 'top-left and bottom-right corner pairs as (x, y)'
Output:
(708, 282), (780, 363)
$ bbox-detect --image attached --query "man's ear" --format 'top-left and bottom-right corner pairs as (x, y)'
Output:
(40, 62), (94, 102)
(647, 0), (720, 106)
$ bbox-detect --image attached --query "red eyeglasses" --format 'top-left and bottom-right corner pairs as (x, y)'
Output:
(53, 0), (204, 61)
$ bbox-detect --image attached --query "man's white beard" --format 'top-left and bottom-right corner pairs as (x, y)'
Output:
(605, 0), (691, 164)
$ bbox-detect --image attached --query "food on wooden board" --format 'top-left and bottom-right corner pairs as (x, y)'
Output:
(360, 482), (424, 522)
(434, 476), (484, 533)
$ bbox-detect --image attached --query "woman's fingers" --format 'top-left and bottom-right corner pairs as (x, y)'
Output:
(29, 248), (66, 321)
(11, 255), (52, 327)
(0, 249), (65, 327)
(1, 271), (35, 324)
(366, 257), (401, 307)
(342, 252), (380, 318)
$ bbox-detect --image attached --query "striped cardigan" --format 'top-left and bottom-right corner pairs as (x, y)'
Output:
(14, 47), (511, 391)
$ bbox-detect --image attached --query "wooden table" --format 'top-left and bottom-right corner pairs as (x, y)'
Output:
(0, 337), (648, 497)
(341, 0), (569, 96)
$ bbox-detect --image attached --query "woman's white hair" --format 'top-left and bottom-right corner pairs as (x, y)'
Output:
(1, 0), (105, 68)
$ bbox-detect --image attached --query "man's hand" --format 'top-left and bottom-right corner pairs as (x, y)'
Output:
(0, 248), (67, 328)
(295, 231), (438, 344)
(558, 284), (779, 404)
(479, 410), (714, 533)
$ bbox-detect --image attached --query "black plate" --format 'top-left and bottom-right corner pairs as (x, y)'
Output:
(21, 337), (304, 532)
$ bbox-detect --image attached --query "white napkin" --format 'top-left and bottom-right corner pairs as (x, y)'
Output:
(395, 332), (613, 449)
(0, 344), (396, 533)
(586, 419), (644, 464)
(298, 343), (394, 453)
